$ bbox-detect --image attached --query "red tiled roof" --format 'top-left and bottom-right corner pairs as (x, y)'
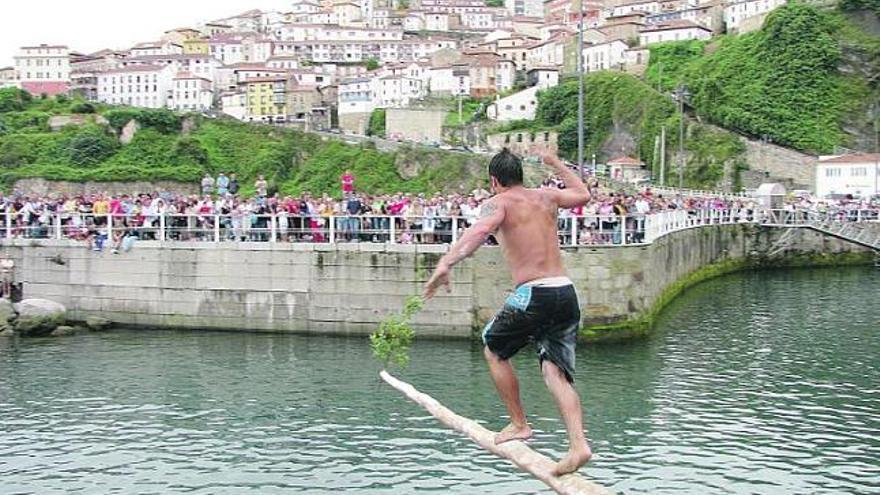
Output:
(607, 156), (644, 166)
(819, 153), (880, 164)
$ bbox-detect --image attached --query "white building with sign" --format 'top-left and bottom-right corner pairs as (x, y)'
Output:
(816, 153), (880, 198)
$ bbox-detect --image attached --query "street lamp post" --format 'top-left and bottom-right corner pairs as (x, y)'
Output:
(673, 85), (691, 189)
(576, 0), (585, 180)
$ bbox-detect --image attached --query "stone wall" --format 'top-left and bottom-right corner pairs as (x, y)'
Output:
(11, 178), (199, 198)
(739, 136), (817, 190)
(339, 112), (370, 135)
(386, 108), (446, 142)
(3, 225), (871, 339)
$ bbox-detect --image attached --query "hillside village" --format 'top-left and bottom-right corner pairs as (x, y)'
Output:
(0, 0), (787, 135)
(0, 0), (877, 197)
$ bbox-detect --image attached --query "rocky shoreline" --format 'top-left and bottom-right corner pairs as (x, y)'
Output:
(0, 298), (112, 337)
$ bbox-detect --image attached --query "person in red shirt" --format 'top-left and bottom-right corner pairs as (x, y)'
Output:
(341, 170), (355, 195)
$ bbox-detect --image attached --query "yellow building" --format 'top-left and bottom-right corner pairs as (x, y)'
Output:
(241, 76), (288, 122)
(182, 38), (210, 55)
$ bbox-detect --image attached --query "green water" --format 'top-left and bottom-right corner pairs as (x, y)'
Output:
(1, 267), (878, 494)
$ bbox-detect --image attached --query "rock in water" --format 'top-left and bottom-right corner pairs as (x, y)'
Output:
(0, 298), (15, 326)
(50, 326), (76, 337)
(85, 316), (113, 331)
(13, 299), (67, 337)
(0, 328), (14, 337)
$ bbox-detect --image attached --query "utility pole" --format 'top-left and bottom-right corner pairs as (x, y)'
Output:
(660, 125), (666, 186)
(674, 85), (690, 189)
(874, 112), (879, 198)
(657, 63), (663, 93)
(577, 0), (585, 180)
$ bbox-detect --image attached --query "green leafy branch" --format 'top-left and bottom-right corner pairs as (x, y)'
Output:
(370, 296), (423, 369)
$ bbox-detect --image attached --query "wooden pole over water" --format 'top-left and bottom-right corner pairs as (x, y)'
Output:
(380, 370), (614, 495)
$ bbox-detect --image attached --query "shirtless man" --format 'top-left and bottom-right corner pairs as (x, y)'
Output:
(423, 149), (592, 476)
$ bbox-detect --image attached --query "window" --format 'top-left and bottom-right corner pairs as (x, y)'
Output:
(851, 167), (867, 177)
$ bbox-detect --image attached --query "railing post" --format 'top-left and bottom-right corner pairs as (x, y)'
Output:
(55, 214), (62, 240)
(620, 215), (627, 246)
(4, 210), (10, 240)
(570, 217), (577, 247)
(213, 215), (220, 243)
(452, 217), (458, 244)
(389, 216), (396, 244)
(159, 214), (166, 242)
(329, 215), (336, 244)
(107, 214), (113, 241)
(269, 214), (277, 243)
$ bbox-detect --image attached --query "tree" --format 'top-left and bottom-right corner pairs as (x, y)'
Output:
(365, 57), (380, 71)
(67, 127), (119, 167)
(172, 136), (209, 166)
(0, 88), (32, 113)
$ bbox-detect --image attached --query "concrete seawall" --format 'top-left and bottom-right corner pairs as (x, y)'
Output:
(4, 224), (873, 339)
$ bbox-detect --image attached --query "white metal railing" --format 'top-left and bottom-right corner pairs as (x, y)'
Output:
(645, 185), (754, 200)
(1, 208), (877, 248)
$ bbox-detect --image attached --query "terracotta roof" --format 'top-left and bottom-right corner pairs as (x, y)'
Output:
(607, 156), (644, 166)
(819, 153), (880, 164)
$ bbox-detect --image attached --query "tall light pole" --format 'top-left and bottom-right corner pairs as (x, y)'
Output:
(673, 84), (691, 189)
(576, 0), (585, 180)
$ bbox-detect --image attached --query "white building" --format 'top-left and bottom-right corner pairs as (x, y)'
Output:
(583, 40), (629, 72)
(724, 0), (786, 32)
(609, 0), (661, 17)
(338, 76), (377, 114)
(0, 67), (17, 89)
(209, 36), (246, 65)
(505, 0), (543, 18)
(527, 67), (559, 89)
(220, 91), (247, 119)
(97, 64), (175, 108)
(639, 20), (713, 46)
(428, 65), (471, 96)
(486, 86), (539, 122)
(120, 54), (221, 88)
(170, 73), (214, 111)
(816, 154), (880, 199)
(378, 75), (425, 107)
(130, 41), (184, 57)
(14, 44), (71, 96)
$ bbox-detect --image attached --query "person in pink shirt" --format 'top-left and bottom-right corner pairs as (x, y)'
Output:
(341, 170), (355, 195)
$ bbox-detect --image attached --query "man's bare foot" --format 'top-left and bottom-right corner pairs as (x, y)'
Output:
(494, 422), (533, 445)
(553, 443), (592, 476)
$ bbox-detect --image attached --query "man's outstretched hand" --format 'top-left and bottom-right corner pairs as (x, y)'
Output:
(542, 153), (565, 169)
(423, 263), (451, 300)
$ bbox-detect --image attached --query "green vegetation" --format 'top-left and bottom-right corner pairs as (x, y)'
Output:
(0, 87), (487, 195)
(485, 0), (504, 6)
(645, 4), (879, 154)
(444, 97), (488, 127)
(370, 296), (423, 368)
(839, 0), (880, 16)
(365, 57), (380, 71)
(367, 108), (386, 138)
(532, 72), (747, 188)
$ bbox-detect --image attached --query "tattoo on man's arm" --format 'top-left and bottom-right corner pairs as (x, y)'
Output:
(479, 202), (497, 219)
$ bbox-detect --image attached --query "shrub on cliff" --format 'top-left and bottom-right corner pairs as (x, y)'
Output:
(67, 125), (119, 167)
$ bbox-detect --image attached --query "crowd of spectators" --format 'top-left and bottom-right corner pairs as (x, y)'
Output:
(0, 171), (877, 251)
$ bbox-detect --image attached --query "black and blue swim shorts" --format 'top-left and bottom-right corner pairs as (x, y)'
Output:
(482, 283), (581, 383)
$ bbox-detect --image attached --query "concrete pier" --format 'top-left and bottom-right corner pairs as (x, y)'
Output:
(3, 224), (872, 339)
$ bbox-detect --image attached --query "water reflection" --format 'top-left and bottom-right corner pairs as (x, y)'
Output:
(0, 267), (877, 494)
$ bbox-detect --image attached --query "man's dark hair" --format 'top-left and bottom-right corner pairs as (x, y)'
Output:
(488, 148), (523, 187)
